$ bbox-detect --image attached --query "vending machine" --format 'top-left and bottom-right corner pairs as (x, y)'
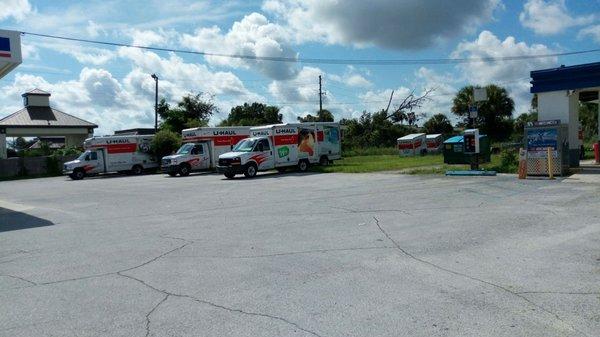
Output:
(524, 120), (569, 176)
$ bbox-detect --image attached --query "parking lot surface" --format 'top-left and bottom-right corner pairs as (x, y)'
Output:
(1, 172), (599, 337)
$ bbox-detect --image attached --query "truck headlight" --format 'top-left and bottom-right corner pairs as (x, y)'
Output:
(231, 157), (241, 165)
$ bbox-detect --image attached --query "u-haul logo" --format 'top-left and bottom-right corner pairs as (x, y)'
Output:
(252, 130), (270, 136)
(105, 139), (129, 144)
(213, 130), (237, 136)
(275, 128), (295, 134)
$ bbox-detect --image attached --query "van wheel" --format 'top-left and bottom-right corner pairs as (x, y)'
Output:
(319, 155), (329, 166)
(70, 168), (85, 180)
(244, 163), (257, 178)
(224, 172), (235, 179)
(298, 160), (309, 172)
(178, 163), (191, 176)
(131, 165), (144, 175)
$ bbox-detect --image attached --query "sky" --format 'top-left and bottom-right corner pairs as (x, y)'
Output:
(1, 0), (599, 135)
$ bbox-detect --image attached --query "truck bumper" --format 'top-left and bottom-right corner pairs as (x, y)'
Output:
(161, 165), (179, 174)
(216, 165), (245, 175)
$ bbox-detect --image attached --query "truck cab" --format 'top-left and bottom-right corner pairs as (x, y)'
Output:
(63, 148), (107, 180)
(161, 141), (212, 176)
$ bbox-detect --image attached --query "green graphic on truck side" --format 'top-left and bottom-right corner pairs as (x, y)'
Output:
(278, 146), (289, 158)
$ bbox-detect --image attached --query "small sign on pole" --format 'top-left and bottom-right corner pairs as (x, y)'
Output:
(469, 105), (478, 118)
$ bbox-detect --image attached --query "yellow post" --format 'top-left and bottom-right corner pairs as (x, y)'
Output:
(547, 147), (554, 180)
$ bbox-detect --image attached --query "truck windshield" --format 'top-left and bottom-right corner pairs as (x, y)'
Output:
(176, 144), (195, 155)
(77, 151), (91, 161)
(232, 139), (256, 152)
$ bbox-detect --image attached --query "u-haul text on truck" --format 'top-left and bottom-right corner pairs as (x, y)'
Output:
(216, 122), (341, 178)
(63, 135), (157, 180)
(161, 126), (250, 176)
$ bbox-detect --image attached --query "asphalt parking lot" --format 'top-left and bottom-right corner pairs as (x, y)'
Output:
(1, 172), (599, 337)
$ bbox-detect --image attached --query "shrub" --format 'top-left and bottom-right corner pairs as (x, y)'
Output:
(152, 129), (182, 160)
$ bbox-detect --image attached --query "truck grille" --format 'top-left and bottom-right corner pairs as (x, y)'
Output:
(161, 158), (171, 166)
(218, 158), (231, 166)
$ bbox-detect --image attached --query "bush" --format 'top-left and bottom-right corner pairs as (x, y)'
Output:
(490, 148), (519, 173)
(152, 129), (182, 160)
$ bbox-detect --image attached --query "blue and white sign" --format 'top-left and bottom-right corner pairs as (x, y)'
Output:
(0, 29), (22, 80)
(527, 128), (558, 150)
(468, 105), (478, 118)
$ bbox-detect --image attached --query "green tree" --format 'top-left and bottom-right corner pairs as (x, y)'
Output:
(579, 102), (598, 141)
(219, 102), (282, 126)
(340, 110), (416, 149)
(297, 109), (334, 122)
(451, 84), (515, 140)
(151, 129), (182, 160)
(513, 112), (538, 139)
(158, 93), (217, 133)
(422, 114), (454, 135)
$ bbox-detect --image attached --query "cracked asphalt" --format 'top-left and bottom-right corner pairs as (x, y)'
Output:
(1, 172), (599, 336)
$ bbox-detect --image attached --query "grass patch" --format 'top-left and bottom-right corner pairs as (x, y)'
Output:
(313, 153), (514, 175)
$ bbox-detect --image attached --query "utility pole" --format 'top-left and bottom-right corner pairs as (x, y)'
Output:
(151, 74), (159, 133)
(318, 75), (323, 115)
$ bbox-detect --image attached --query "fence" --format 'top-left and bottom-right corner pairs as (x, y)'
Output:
(0, 155), (77, 178)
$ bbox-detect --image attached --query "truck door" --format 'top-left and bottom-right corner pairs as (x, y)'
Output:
(198, 143), (210, 170)
(95, 149), (106, 173)
(256, 138), (275, 170)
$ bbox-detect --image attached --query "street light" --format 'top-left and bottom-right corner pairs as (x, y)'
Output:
(151, 74), (159, 133)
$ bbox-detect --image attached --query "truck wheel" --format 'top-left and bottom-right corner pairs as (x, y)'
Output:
(224, 172), (235, 179)
(319, 155), (329, 166)
(178, 163), (191, 176)
(131, 165), (144, 175)
(167, 172), (177, 177)
(70, 168), (85, 180)
(298, 160), (309, 172)
(244, 163), (257, 178)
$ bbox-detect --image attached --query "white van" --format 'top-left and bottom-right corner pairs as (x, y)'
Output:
(161, 126), (250, 176)
(63, 135), (157, 180)
(216, 122), (341, 178)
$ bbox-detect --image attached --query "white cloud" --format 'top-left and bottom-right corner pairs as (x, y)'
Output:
(519, 0), (595, 35)
(451, 30), (558, 115)
(578, 24), (600, 43)
(181, 12), (299, 80)
(0, 0), (33, 22)
(85, 21), (105, 38)
(263, 0), (501, 49)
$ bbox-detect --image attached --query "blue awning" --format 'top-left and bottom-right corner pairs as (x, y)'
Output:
(530, 62), (600, 93)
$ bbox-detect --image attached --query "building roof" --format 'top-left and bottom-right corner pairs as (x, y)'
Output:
(0, 106), (97, 128)
(22, 88), (51, 96)
(530, 62), (600, 93)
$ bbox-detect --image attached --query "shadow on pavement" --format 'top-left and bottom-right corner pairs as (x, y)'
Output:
(0, 207), (54, 233)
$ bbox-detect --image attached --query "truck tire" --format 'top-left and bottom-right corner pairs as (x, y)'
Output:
(167, 172), (177, 177)
(244, 163), (257, 178)
(224, 172), (235, 179)
(319, 155), (329, 166)
(178, 163), (191, 176)
(70, 168), (85, 180)
(298, 160), (309, 172)
(131, 165), (144, 175)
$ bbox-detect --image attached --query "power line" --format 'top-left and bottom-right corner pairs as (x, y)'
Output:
(21, 31), (600, 66)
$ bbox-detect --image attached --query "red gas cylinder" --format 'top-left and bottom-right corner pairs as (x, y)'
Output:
(594, 143), (600, 164)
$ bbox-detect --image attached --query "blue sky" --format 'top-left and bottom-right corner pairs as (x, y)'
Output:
(1, 0), (599, 134)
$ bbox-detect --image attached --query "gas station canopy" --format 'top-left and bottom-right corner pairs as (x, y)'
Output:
(0, 29), (22, 80)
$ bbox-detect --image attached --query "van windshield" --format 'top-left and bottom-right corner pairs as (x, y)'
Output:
(176, 143), (195, 155)
(232, 139), (256, 152)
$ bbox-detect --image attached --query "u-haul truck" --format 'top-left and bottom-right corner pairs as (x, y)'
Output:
(161, 126), (250, 176)
(216, 122), (341, 178)
(425, 134), (444, 153)
(397, 133), (426, 156)
(63, 135), (157, 180)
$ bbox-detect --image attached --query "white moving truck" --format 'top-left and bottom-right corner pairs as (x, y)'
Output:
(161, 126), (250, 176)
(425, 134), (444, 153)
(63, 135), (157, 180)
(217, 122), (341, 178)
(397, 133), (426, 156)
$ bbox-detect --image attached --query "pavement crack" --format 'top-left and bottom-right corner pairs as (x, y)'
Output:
(145, 294), (169, 337)
(0, 274), (37, 286)
(171, 246), (394, 259)
(516, 291), (600, 295)
(118, 272), (324, 337)
(331, 206), (411, 215)
(115, 240), (192, 274)
(372, 216), (590, 337)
